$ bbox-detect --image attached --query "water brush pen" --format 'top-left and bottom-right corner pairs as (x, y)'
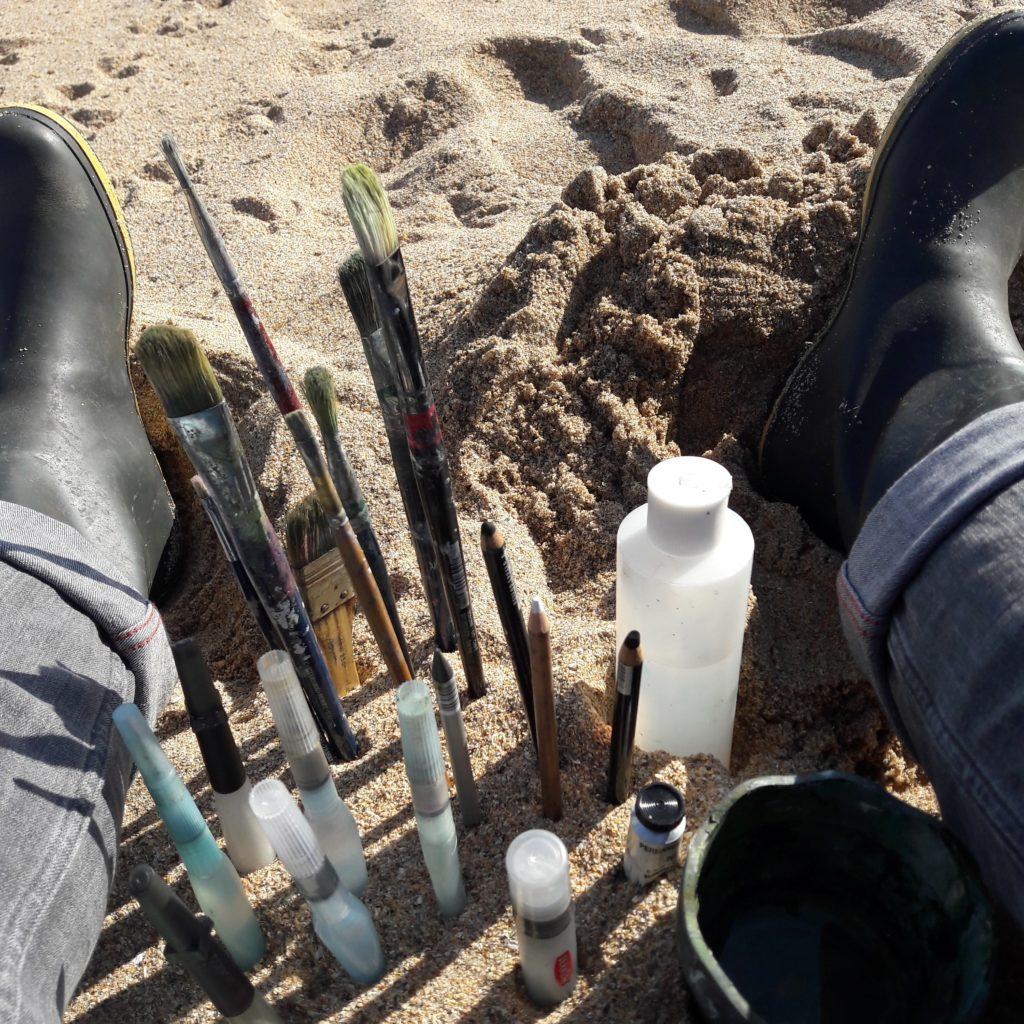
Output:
(173, 637), (275, 874)
(528, 598), (562, 822)
(303, 366), (411, 666)
(607, 631), (643, 806)
(430, 648), (482, 828)
(396, 678), (467, 917)
(137, 326), (358, 763)
(130, 864), (282, 1023)
(191, 475), (280, 650)
(480, 522), (537, 750)
(161, 134), (412, 690)
(338, 252), (457, 653)
(342, 166), (486, 699)
(256, 650), (368, 896)
(250, 780), (385, 984)
(112, 703), (265, 970)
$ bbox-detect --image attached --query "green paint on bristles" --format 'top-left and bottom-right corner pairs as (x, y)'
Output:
(338, 251), (381, 338)
(136, 324), (223, 417)
(284, 494), (335, 567)
(341, 164), (398, 266)
(303, 367), (339, 438)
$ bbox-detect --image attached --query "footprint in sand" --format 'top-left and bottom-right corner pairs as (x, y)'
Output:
(59, 82), (96, 101)
(99, 54), (143, 79)
(0, 38), (30, 67)
(231, 196), (278, 223)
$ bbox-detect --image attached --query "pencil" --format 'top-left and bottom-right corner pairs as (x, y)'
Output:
(607, 631), (643, 805)
(528, 596), (562, 821)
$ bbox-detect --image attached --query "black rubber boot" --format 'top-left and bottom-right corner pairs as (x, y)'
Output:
(0, 106), (177, 597)
(759, 11), (1024, 552)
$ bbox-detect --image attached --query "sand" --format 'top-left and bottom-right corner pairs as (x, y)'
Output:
(2, 0), (1023, 1019)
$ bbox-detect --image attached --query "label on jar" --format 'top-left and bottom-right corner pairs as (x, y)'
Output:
(554, 949), (574, 987)
(624, 832), (682, 885)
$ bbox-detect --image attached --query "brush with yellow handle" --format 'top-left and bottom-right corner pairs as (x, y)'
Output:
(285, 496), (362, 698)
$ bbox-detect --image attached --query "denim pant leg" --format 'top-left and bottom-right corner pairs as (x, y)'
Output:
(838, 403), (1024, 925)
(0, 502), (175, 1023)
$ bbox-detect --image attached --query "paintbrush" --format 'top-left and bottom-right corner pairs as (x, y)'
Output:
(285, 494), (361, 699)
(303, 366), (410, 667)
(528, 596), (562, 821)
(136, 324), (359, 762)
(342, 164), (486, 699)
(338, 252), (457, 653)
(191, 474), (280, 650)
(607, 630), (643, 805)
(480, 521), (537, 750)
(160, 134), (412, 690)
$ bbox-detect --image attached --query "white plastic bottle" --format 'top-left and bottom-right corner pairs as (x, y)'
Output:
(616, 456), (753, 766)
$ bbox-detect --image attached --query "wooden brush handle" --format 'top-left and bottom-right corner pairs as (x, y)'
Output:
(529, 619), (562, 822)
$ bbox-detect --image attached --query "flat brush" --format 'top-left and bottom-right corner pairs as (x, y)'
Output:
(285, 495), (360, 699)
(303, 366), (410, 666)
(137, 324), (358, 762)
(607, 631), (643, 805)
(161, 134), (411, 690)
(191, 474), (279, 650)
(480, 521), (537, 750)
(342, 164), (486, 698)
(339, 252), (456, 653)
(528, 597), (562, 822)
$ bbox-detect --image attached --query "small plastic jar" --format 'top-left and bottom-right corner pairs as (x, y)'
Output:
(623, 782), (687, 885)
(506, 830), (578, 1005)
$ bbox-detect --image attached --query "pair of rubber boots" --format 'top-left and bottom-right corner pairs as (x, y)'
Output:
(3, 10), (1024, 597)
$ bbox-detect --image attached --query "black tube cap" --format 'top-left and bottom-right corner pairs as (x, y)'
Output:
(636, 782), (686, 832)
(129, 864), (255, 1017)
(172, 638), (246, 795)
(431, 646), (454, 684)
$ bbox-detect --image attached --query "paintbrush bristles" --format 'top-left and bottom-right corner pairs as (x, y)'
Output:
(338, 252), (381, 338)
(341, 164), (398, 266)
(284, 495), (335, 568)
(136, 325), (223, 417)
(303, 367), (340, 438)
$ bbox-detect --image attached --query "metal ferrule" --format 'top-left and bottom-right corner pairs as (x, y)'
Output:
(360, 328), (405, 427)
(323, 434), (371, 536)
(616, 662), (636, 698)
(284, 410), (347, 521)
(433, 672), (460, 716)
(368, 249), (428, 396)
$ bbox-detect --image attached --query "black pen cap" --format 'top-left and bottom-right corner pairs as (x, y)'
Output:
(173, 638), (246, 795)
(130, 864), (255, 1017)
(431, 646), (454, 684)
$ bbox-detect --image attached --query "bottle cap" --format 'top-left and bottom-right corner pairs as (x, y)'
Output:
(129, 863), (255, 1017)
(635, 782), (686, 832)
(249, 779), (336, 901)
(506, 829), (571, 923)
(396, 679), (448, 815)
(646, 456), (732, 557)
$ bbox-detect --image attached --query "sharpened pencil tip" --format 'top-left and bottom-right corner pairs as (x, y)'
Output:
(530, 596), (544, 616)
(625, 630), (641, 649)
(481, 520), (496, 538)
(431, 646), (452, 682)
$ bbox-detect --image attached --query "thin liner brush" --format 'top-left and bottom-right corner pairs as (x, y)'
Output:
(137, 325), (358, 762)
(303, 366), (411, 667)
(338, 252), (456, 653)
(480, 521), (537, 750)
(342, 165), (486, 699)
(161, 135), (411, 689)
(285, 495), (361, 699)
(607, 631), (643, 806)
(191, 474), (279, 650)
(528, 596), (562, 822)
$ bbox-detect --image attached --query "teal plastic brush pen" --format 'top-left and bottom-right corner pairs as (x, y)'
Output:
(113, 703), (265, 970)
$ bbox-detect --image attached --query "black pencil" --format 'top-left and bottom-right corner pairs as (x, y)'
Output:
(607, 631), (643, 805)
(480, 521), (537, 750)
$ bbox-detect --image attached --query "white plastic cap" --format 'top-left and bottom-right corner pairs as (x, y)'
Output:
(396, 679), (448, 815)
(506, 829), (571, 922)
(257, 651), (319, 759)
(646, 456), (732, 557)
(249, 778), (323, 885)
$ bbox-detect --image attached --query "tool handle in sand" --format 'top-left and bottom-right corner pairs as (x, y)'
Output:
(528, 598), (562, 822)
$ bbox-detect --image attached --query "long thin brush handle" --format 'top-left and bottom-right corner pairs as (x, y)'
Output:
(286, 410), (412, 686)
(364, 251), (486, 698)
(528, 605), (561, 822)
(174, 405), (358, 761)
(481, 533), (537, 750)
(358, 327), (456, 651)
(191, 475), (280, 650)
(607, 656), (642, 806)
(320, 428), (411, 666)
(161, 134), (300, 414)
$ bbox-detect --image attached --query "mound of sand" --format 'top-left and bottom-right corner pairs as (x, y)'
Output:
(2, 0), (1022, 1020)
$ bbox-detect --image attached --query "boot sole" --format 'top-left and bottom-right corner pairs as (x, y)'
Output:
(757, 10), (1024, 500)
(0, 104), (183, 603)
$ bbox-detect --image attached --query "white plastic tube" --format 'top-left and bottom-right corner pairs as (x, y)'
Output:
(506, 830), (577, 1005)
(257, 651), (368, 895)
(214, 782), (275, 876)
(616, 457), (754, 766)
(250, 779), (385, 985)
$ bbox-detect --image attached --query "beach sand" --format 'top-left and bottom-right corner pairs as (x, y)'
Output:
(2, 0), (1023, 1019)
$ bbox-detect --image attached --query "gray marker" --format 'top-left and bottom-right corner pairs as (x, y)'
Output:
(430, 648), (482, 828)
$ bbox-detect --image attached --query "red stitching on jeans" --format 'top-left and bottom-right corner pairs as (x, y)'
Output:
(127, 613), (162, 652)
(837, 581), (876, 638)
(837, 575), (882, 624)
(114, 604), (155, 643)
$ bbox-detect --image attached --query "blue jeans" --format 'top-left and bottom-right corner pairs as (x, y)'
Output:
(0, 502), (174, 1023)
(839, 403), (1024, 924)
